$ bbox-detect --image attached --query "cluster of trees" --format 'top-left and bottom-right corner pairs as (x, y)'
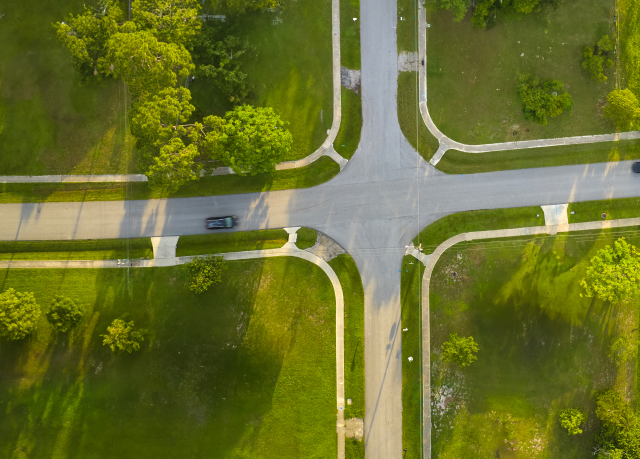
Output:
(582, 35), (615, 82)
(438, 0), (560, 27)
(55, 0), (292, 191)
(593, 389), (640, 458)
(517, 73), (573, 124)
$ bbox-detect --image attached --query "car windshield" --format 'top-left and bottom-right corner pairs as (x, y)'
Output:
(225, 217), (233, 226)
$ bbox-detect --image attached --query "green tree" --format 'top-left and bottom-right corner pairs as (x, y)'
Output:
(101, 319), (146, 353)
(46, 295), (85, 333)
(518, 74), (573, 124)
(183, 255), (228, 294)
(441, 333), (479, 367)
(132, 0), (201, 47)
(559, 408), (585, 435)
(598, 35), (615, 53)
(604, 89), (640, 131)
(596, 389), (635, 433)
(53, 0), (124, 78)
(438, 0), (472, 22)
(471, 0), (497, 28)
(99, 30), (194, 100)
(0, 288), (41, 340)
(580, 237), (640, 303)
(210, 0), (279, 15)
(215, 105), (293, 175)
(512, 0), (541, 14)
(609, 334), (638, 366)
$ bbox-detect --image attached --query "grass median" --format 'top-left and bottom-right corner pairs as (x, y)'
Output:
(0, 257), (337, 457)
(176, 230), (289, 256)
(0, 238), (153, 260)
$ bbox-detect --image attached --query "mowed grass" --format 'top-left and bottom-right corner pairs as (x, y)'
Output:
(0, 156), (340, 203)
(295, 228), (318, 250)
(176, 230), (289, 256)
(413, 206), (545, 253)
(437, 138), (640, 174)
(0, 257), (337, 458)
(569, 196), (640, 223)
(341, 0), (361, 70)
(428, 231), (639, 458)
(190, 0), (333, 162)
(0, 238), (153, 260)
(426, 0), (616, 145)
(0, 1), (135, 175)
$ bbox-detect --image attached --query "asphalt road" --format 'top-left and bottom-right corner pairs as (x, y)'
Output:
(2, 0), (640, 457)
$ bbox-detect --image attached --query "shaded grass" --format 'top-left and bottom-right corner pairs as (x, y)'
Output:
(413, 207), (545, 253)
(191, 0), (333, 162)
(401, 255), (424, 459)
(568, 196), (640, 223)
(0, 1), (136, 176)
(426, 0), (616, 145)
(329, 255), (365, 422)
(0, 238), (153, 260)
(176, 230), (288, 256)
(398, 72), (440, 162)
(620, 0), (640, 96)
(295, 228), (318, 250)
(428, 231), (638, 457)
(334, 88), (363, 161)
(341, 0), (361, 70)
(0, 157), (340, 203)
(436, 139), (640, 174)
(0, 257), (337, 458)
(397, 0), (419, 53)
(346, 437), (366, 458)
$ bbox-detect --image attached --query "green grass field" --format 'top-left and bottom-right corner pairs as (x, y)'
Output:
(436, 139), (640, 174)
(427, 231), (639, 458)
(426, 0), (616, 145)
(295, 228), (318, 250)
(176, 230), (289, 256)
(190, 0), (333, 162)
(0, 238), (153, 261)
(335, 88), (363, 161)
(569, 196), (640, 223)
(0, 257), (337, 458)
(0, 1), (135, 176)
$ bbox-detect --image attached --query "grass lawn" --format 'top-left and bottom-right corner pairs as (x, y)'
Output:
(427, 231), (639, 458)
(436, 139), (640, 174)
(341, 0), (361, 71)
(329, 254), (365, 458)
(0, 239), (153, 261)
(569, 196), (640, 223)
(0, 257), (337, 458)
(426, 0), (616, 146)
(413, 207), (545, 253)
(0, 156), (339, 204)
(190, 0), (333, 162)
(335, 88), (363, 161)
(176, 230), (288, 256)
(295, 228), (318, 250)
(401, 256), (425, 459)
(0, 1), (135, 176)
(398, 72), (440, 162)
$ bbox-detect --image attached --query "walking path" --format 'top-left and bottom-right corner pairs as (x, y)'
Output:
(0, 235), (347, 459)
(420, 215), (640, 458)
(416, 3), (640, 166)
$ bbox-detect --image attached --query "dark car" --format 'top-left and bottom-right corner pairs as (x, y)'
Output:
(633, 162), (640, 173)
(205, 216), (238, 230)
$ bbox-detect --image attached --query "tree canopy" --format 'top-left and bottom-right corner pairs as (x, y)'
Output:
(580, 237), (640, 303)
(0, 288), (41, 340)
(46, 296), (85, 333)
(101, 319), (146, 353)
(559, 408), (585, 435)
(132, 0), (201, 47)
(184, 255), (228, 293)
(517, 74), (573, 124)
(604, 89), (640, 131)
(440, 333), (479, 367)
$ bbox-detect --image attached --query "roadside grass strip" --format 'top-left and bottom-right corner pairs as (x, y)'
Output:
(295, 228), (318, 250)
(0, 257), (337, 458)
(436, 139), (640, 174)
(427, 231), (639, 457)
(329, 254), (365, 459)
(334, 88), (363, 161)
(340, 0), (361, 71)
(0, 157), (340, 204)
(176, 230), (289, 256)
(413, 207), (545, 254)
(569, 196), (640, 223)
(425, 0), (616, 146)
(398, 72), (440, 162)
(401, 256), (424, 459)
(0, 238), (153, 261)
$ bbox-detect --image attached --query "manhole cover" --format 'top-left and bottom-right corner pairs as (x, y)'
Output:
(601, 213), (607, 219)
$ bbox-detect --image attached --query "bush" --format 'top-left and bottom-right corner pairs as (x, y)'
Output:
(441, 333), (479, 367)
(101, 319), (146, 353)
(183, 255), (228, 294)
(0, 288), (40, 340)
(604, 89), (640, 131)
(517, 74), (573, 124)
(582, 35), (615, 82)
(46, 295), (85, 332)
(559, 408), (585, 435)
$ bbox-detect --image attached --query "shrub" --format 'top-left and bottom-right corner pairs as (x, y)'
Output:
(0, 288), (40, 340)
(101, 319), (146, 353)
(183, 255), (228, 294)
(559, 408), (585, 435)
(582, 35), (615, 82)
(604, 89), (640, 131)
(441, 333), (479, 367)
(517, 74), (573, 124)
(46, 295), (85, 332)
